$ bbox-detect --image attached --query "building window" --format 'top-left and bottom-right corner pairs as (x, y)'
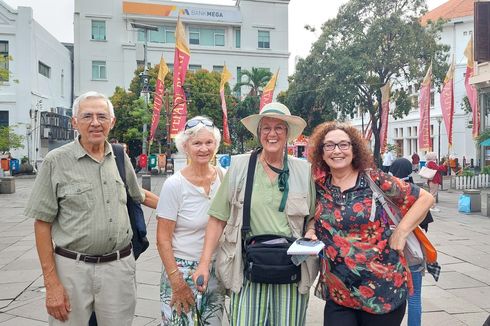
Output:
(235, 28), (241, 48)
(0, 111), (8, 127)
(0, 41), (8, 81)
(188, 64), (202, 73)
(213, 65), (224, 73)
(137, 26), (175, 44)
(189, 27), (225, 46)
(92, 60), (107, 80)
(38, 61), (51, 78)
(91, 20), (106, 41)
(258, 30), (270, 49)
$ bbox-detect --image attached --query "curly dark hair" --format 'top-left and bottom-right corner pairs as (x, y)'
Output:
(308, 121), (375, 174)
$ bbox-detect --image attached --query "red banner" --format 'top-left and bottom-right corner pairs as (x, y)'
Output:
(464, 37), (479, 138)
(259, 70), (278, 112)
(418, 64), (432, 152)
(220, 65), (232, 145)
(379, 82), (390, 154)
(170, 17), (190, 138)
(149, 56), (169, 144)
(440, 60), (454, 148)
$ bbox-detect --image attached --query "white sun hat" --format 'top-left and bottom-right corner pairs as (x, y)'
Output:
(240, 102), (307, 142)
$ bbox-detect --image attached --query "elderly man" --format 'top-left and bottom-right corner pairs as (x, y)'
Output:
(25, 91), (158, 325)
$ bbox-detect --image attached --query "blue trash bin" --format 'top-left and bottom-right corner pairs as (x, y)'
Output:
(10, 158), (20, 174)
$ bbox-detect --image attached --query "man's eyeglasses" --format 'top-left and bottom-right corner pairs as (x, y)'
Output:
(260, 125), (287, 135)
(323, 141), (351, 152)
(185, 118), (214, 130)
(78, 113), (111, 123)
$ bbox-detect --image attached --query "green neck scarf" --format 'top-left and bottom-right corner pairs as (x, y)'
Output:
(265, 151), (289, 212)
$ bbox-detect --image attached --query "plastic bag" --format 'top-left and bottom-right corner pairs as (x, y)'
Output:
(458, 194), (471, 213)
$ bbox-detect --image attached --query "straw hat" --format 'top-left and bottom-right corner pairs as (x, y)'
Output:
(240, 102), (306, 141)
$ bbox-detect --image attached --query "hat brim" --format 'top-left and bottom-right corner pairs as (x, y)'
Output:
(241, 113), (307, 142)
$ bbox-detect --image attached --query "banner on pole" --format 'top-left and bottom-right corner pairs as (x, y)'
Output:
(418, 63), (432, 152)
(379, 82), (390, 154)
(464, 36), (480, 139)
(259, 70), (278, 112)
(220, 64), (232, 146)
(149, 56), (169, 145)
(440, 59), (454, 148)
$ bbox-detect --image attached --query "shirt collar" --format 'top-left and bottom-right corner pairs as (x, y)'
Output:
(73, 137), (113, 160)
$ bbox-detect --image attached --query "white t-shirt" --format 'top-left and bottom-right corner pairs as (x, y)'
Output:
(383, 151), (395, 166)
(156, 170), (222, 261)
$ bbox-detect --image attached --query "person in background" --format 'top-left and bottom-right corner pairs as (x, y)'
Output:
(389, 158), (433, 326)
(25, 91), (159, 326)
(308, 121), (434, 326)
(382, 149), (396, 173)
(155, 116), (225, 325)
(411, 152), (420, 172)
(193, 103), (318, 325)
(425, 152), (447, 213)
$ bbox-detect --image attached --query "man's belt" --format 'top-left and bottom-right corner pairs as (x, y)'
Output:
(54, 243), (132, 263)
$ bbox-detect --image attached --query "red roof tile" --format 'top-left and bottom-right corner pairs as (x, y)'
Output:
(421, 0), (474, 25)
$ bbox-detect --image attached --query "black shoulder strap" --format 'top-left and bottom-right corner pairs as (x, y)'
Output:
(242, 148), (260, 239)
(112, 144), (127, 185)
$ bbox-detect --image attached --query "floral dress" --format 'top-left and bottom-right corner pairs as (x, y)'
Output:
(314, 170), (420, 314)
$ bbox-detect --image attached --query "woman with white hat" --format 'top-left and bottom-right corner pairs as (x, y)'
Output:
(192, 102), (318, 325)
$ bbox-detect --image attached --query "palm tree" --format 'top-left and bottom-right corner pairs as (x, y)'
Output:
(233, 67), (272, 97)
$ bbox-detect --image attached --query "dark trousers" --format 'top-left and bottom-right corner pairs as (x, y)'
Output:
(324, 299), (406, 326)
(88, 312), (97, 326)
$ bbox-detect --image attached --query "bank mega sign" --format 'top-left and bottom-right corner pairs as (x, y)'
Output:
(123, 2), (242, 23)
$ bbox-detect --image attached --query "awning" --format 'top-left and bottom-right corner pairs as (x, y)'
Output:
(480, 138), (490, 146)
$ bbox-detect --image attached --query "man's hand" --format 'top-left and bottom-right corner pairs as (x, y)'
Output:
(45, 281), (71, 321)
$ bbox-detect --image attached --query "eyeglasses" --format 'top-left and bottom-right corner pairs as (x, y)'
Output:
(260, 125), (287, 135)
(185, 118), (214, 130)
(78, 113), (111, 123)
(323, 141), (351, 152)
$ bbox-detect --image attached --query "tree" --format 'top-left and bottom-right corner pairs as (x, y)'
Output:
(0, 126), (24, 154)
(110, 66), (236, 154)
(282, 0), (449, 164)
(233, 67), (272, 97)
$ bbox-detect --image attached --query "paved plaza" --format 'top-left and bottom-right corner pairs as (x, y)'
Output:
(0, 174), (489, 325)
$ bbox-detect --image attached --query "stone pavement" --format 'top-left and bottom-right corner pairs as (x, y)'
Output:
(0, 175), (489, 325)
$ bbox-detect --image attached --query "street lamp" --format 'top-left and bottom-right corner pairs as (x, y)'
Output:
(436, 116), (442, 162)
(131, 22), (158, 173)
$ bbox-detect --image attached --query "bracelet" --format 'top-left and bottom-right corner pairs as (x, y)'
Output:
(168, 268), (179, 277)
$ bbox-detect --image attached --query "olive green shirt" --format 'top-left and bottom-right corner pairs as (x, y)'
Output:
(25, 138), (145, 255)
(208, 161), (315, 236)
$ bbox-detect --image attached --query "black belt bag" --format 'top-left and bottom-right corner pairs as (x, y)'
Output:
(243, 234), (301, 284)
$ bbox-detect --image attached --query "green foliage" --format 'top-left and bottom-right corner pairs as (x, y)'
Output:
(481, 165), (490, 175)
(231, 95), (260, 153)
(281, 0), (449, 164)
(110, 65), (236, 152)
(477, 128), (490, 143)
(0, 126), (24, 153)
(233, 67), (272, 97)
(462, 168), (474, 177)
(460, 95), (472, 114)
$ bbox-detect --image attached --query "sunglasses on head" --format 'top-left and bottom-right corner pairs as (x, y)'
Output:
(185, 118), (214, 130)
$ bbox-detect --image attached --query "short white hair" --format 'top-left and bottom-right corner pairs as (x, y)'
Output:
(73, 91), (115, 117)
(174, 116), (221, 155)
(426, 152), (437, 161)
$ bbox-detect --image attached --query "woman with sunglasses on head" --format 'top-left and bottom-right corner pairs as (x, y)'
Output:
(307, 122), (433, 326)
(192, 103), (318, 325)
(155, 116), (225, 325)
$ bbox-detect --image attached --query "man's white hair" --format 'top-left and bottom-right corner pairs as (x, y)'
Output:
(73, 91), (115, 117)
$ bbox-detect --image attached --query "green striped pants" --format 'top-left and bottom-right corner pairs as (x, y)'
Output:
(229, 278), (309, 326)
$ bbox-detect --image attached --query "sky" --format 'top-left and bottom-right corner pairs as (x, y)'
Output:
(4, 0), (448, 72)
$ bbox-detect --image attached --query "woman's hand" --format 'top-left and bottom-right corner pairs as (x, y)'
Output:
(169, 274), (195, 315)
(192, 263), (210, 293)
(304, 227), (318, 241)
(389, 226), (409, 256)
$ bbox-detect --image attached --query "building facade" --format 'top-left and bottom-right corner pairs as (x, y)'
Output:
(349, 0), (477, 165)
(74, 0), (290, 99)
(0, 1), (73, 165)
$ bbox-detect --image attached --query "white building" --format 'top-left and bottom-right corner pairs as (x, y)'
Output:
(0, 1), (73, 165)
(74, 0), (290, 99)
(349, 0), (476, 165)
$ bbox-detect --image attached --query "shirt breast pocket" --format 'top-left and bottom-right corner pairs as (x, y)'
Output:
(58, 183), (94, 211)
(286, 193), (310, 237)
(115, 179), (127, 205)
